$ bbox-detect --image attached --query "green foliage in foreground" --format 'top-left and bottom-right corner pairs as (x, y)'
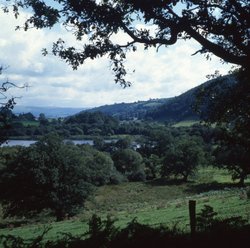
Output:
(1, 208), (250, 248)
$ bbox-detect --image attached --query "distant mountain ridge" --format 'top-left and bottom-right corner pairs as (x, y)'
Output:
(85, 98), (171, 120)
(84, 74), (237, 122)
(13, 106), (86, 118)
(145, 74), (237, 122)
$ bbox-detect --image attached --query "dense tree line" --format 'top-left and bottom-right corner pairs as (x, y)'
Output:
(7, 111), (170, 137)
(8, 111), (120, 137)
(5, 109), (250, 185)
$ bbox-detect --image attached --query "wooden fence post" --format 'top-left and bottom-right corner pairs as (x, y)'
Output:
(189, 200), (196, 236)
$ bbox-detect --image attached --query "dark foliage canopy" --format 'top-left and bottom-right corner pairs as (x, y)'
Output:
(112, 148), (145, 181)
(161, 136), (205, 181)
(214, 129), (250, 185)
(4, 0), (249, 86)
(0, 134), (94, 220)
(195, 71), (250, 178)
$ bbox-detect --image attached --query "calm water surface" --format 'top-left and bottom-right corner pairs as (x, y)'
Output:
(1, 140), (96, 147)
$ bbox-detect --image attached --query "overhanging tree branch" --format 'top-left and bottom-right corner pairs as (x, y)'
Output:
(182, 23), (249, 67)
(4, 0), (250, 76)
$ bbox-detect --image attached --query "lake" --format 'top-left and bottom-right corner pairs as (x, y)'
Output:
(1, 140), (96, 147)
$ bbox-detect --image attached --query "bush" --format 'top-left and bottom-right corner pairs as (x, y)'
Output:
(109, 172), (126, 185)
(127, 170), (146, 182)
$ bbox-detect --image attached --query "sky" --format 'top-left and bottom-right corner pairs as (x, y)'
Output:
(0, 8), (233, 109)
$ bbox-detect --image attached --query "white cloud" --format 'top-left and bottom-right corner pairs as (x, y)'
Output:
(0, 10), (232, 108)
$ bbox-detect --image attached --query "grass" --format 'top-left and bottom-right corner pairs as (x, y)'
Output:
(15, 121), (39, 127)
(143, 102), (163, 107)
(172, 120), (199, 127)
(68, 134), (138, 140)
(0, 166), (249, 243)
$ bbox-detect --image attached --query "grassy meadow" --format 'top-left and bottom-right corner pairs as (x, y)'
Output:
(172, 120), (199, 127)
(17, 121), (39, 127)
(0, 166), (249, 243)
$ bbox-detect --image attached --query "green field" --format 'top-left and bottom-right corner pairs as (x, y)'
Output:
(18, 121), (39, 127)
(0, 167), (249, 243)
(172, 120), (199, 127)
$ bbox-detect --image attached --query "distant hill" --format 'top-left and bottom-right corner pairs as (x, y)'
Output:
(85, 98), (171, 120)
(84, 74), (237, 122)
(145, 74), (237, 122)
(13, 106), (86, 118)
(145, 87), (199, 122)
